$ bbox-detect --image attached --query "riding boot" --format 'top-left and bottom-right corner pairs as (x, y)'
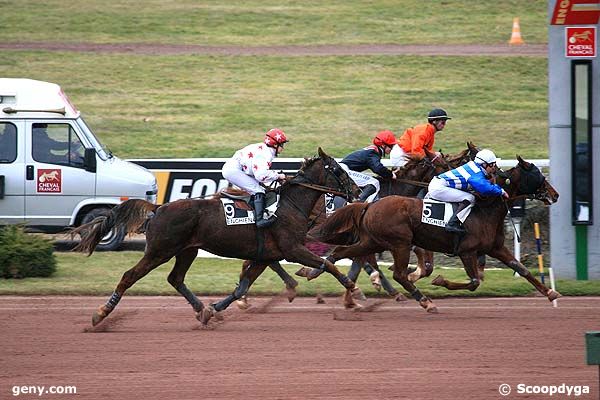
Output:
(253, 193), (275, 229)
(445, 200), (471, 234)
(358, 184), (376, 203)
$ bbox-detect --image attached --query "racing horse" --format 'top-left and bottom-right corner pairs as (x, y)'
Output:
(311, 156), (560, 312)
(295, 144), (480, 286)
(235, 148), (453, 309)
(71, 148), (362, 326)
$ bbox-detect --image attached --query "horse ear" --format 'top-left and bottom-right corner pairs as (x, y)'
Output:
(318, 147), (328, 158)
(517, 155), (531, 168)
(468, 141), (475, 150)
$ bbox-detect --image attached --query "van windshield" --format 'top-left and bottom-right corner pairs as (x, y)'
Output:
(76, 117), (112, 160)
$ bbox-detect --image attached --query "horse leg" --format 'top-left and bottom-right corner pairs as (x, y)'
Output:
(408, 247), (434, 282)
(167, 247), (206, 315)
(235, 260), (253, 310)
(287, 246), (366, 308)
(390, 245), (437, 313)
(488, 246), (561, 301)
(269, 261), (298, 302)
(92, 252), (170, 326)
(477, 253), (486, 280)
(361, 255), (382, 291)
(431, 252), (481, 291)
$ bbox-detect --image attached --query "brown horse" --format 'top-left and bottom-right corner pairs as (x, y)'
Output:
(296, 144), (479, 285)
(235, 148), (452, 309)
(71, 148), (362, 326)
(311, 156), (560, 312)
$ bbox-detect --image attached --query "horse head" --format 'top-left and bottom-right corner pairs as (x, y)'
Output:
(501, 156), (559, 205)
(290, 147), (360, 202)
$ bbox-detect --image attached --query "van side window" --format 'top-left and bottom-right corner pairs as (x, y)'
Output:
(0, 122), (17, 163)
(32, 123), (85, 167)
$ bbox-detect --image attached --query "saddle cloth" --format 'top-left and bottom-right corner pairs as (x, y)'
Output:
(220, 191), (279, 226)
(421, 199), (472, 227)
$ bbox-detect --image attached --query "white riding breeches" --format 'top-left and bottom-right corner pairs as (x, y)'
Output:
(340, 163), (380, 202)
(427, 176), (474, 222)
(390, 144), (408, 167)
(222, 158), (265, 195)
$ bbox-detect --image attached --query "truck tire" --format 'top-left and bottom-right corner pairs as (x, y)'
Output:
(80, 207), (126, 251)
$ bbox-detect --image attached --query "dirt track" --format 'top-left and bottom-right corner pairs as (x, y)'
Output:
(1, 296), (598, 399)
(0, 42), (547, 57)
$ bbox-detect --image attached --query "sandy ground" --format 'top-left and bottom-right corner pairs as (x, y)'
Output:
(1, 295), (598, 399)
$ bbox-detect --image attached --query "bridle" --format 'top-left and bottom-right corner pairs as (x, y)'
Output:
(498, 163), (548, 201)
(286, 157), (355, 201)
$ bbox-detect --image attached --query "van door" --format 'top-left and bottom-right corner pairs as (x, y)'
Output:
(24, 121), (96, 226)
(0, 121), (25, 224)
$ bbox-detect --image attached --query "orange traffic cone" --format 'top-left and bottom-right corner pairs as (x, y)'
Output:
(508, 17), (525, 45)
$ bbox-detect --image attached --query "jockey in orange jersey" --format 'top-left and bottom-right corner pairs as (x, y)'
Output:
(390, 108), (451, 167)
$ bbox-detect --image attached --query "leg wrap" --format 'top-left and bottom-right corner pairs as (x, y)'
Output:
(362, 263), (375, 275)
(410, 289), (424, 302)
(234, 277), (251, 298)
(177, 284), (204, 312)
(106, 292), (121, 309)
(508, 260), (530, 276)
(468, 278), (480, 291)
(348, 260), (362, 282)
(213, 295), (236, 312)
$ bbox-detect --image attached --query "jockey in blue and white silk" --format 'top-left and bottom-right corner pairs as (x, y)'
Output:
(427, 159), (506, 224)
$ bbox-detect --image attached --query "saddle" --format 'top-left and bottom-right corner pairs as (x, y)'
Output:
(220, 190), (279, 226)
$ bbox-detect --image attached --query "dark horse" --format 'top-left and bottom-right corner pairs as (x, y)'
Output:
(235, 148), (454, 309)
(311, 156), (560, 312)
(295, 144), (479, 286)
(71, 148), (362, 326)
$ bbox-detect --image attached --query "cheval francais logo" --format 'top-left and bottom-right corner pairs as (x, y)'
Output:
(566, 27), (596, 57)
(37, 169), (62, 193)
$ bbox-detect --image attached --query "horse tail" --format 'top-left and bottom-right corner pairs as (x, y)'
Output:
(309, 202), (369, 245)
(71, 199), (159, 255)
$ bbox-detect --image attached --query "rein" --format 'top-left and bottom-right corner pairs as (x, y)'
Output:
(293, 182), (349, 197)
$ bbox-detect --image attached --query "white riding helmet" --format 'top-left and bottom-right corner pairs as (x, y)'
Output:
(474, 149), (497, 166)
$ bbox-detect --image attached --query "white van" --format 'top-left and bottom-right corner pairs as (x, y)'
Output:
(0, 78), (157, 250)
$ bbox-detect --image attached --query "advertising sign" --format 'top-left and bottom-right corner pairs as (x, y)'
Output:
(566, 26), (597, 57)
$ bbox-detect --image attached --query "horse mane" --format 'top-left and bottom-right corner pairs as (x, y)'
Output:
(300, 156), (320, 170)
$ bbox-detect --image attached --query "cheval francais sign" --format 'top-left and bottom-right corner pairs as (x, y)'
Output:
(37, 169), (62, 193)
(566, 27), (597, 57)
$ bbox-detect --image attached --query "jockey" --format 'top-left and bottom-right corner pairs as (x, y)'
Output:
(221, 128), (288, 229)
(427, 148), (509, 234)
(340, 130), (397, 203)
(390, 108), (451, 167)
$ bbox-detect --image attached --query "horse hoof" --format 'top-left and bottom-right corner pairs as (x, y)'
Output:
(294, 267), (311, 278)
(91, 307), (108, 326)
(394, 293), (408, 302)
(419, 298), (438, 313)
(196, 306), (215, 325)
(369, 271), (382, 291)
(431, 275), (445, 286)
(351, 287), (366, 301)
(285, 287), (297, 303)
(407, 271), (420, 283)
(547, 289), (562, 302)
(316, 294), (326, 304)
(306, 269), (324, 281)
(235, 298), (250, 310)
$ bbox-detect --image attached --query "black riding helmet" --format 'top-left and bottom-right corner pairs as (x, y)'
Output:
(427, 108), (452, 121)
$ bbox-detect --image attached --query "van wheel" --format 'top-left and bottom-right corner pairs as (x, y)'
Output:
(80, 208), (126, 251)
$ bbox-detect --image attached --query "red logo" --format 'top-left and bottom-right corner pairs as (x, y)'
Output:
(566, 27), (596, 57)
(37, 169), (62, 193)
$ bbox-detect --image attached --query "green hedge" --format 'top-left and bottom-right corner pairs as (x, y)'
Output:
(0, 226), (56, 279)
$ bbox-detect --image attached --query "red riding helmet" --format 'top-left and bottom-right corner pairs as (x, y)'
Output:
(373, 130), (397, 147)
(264, 128), (288, 148)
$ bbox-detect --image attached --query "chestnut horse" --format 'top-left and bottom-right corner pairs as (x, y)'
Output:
(311, 156), (560, 312)
(236, 148), (454, 309)
(71, 148), (362, 326)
